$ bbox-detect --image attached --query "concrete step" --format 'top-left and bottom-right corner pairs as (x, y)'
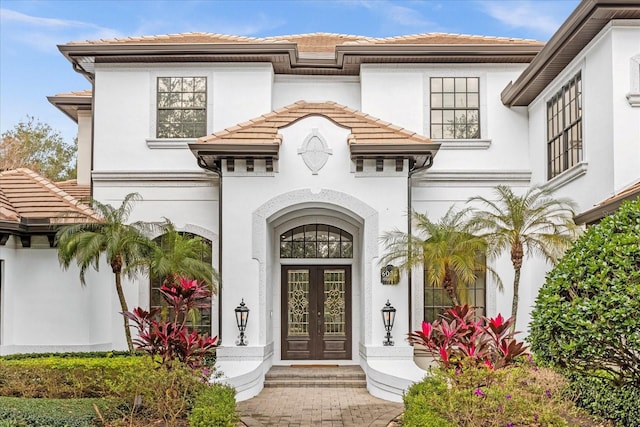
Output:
(264, 365), (367, 388)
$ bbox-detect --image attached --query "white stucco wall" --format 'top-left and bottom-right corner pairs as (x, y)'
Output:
(0, 236), (114, 354)
(92, 63), (273, 172)
(529, 21), (640, 206)
(76, 110), (92, 186)
(611, 23), (640, 191)
(273, 75), (361, 109)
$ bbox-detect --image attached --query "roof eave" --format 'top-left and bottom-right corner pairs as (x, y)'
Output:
(574, 186), (640, 224)
(189, 142), (281, 160)
(58, 40), (544, 79)
(349, 142), (440, 159)
(47, 95), (92, 123)
(502, 0), (640, 106)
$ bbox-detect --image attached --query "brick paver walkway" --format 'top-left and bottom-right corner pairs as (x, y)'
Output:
(237, 386), (403, 426)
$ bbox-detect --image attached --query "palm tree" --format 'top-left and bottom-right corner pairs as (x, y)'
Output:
(380, 207), (498, 307)
(137, 219), (218, 332)
(56, 193), (150, 352)
(468, 185), (578, 328)
(144, 219), (217, 289)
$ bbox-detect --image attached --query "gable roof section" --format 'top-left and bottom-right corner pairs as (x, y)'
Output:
(502, 0), (640, 106)
(0, 169), (97, 229)
(59, 32), (543, 78)
(574, 181), (640, 225)
(190, 101), (439, 164)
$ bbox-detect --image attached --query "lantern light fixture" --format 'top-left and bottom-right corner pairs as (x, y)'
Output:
(381, 299), (396, 346)
(234, 299), (250, 346)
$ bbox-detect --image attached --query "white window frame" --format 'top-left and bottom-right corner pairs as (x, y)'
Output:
(146, 68), (214, 149)
(424, 71), (491, 150)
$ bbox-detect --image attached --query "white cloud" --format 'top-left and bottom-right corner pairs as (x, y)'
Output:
(0, 8), (122, 52)
(345, 0), (437, 30)
(477, 1), (569, 38)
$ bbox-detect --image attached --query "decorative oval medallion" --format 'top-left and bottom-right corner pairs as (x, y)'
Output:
(297, 129), (333, 175)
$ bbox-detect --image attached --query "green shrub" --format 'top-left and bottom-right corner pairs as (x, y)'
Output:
(403, 375), (456, 427)
(0, 396), (113, 427)
(0, 351), (134, 361)
(403, 363), (580, 427)
(0, 355), (150, 398)
(188, 383), (239, 427)
(529, 198), (640, 385)
(566, 373), (640, 427)
(0, 355), (225, 426)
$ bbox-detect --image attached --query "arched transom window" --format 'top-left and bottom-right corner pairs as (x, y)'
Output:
(280, 224), (353, 258)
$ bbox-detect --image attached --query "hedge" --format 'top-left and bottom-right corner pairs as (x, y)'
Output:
(0, 397), (113, 427)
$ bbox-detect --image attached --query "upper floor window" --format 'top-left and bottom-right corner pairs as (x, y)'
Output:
(547, 72), (582, 179)
(430, 77), (480, 139)
(280, 224), (353, 259)
(157, 77), (207, 138)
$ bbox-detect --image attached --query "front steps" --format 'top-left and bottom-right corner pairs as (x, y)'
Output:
(264, 365), (367, 388)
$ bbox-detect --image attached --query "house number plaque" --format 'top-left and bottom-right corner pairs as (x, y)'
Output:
(380, 265), (400, 285)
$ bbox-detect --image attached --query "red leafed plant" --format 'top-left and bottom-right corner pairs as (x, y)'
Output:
(123, 277), (217, 370)
(408, 305), (527, 371)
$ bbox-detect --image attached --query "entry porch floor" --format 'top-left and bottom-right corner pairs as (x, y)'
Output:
(237, 365), (403, 426)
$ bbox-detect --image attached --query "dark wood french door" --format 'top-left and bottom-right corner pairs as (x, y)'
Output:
(281, 265), (351, 360)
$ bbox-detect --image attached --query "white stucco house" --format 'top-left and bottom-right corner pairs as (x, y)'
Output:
(0, 0), (638, 402)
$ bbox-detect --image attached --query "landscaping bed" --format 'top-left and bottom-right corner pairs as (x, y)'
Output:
(0, 353), (239, 426)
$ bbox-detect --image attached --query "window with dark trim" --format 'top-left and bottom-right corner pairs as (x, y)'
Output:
(149, 233), (212, 334)
(423, 256), (486, 322)
(157, 77), (207, 138)
(280, 224), (353, 259)
(547, 72), (582, 179)
(430, 77), (480, 139)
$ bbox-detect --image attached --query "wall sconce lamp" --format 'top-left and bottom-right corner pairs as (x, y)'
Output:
(381, 300), (396, 346)
(234, 299), (249, 346)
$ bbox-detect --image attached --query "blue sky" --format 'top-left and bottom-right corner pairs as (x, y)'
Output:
(0, 0), (579, 144)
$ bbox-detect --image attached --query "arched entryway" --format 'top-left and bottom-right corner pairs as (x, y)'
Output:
(251, 189), (379, 364)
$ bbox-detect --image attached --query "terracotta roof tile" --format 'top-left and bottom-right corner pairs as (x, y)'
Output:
(263, 33), (370, 53)
(0, 169), (97, 224)
(196, 101), (432, 146)
(0, 188), (19, 221)
(66, 31), (543, 53)
(68, 32), (259, 45)
(52, 89), (92, 97)
(55, 179), (91, 202)
(359, 33), (544, 46)
(599, 181), (640, 206)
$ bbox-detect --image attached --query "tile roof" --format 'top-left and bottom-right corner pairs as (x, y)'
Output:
(599, 181), (640, 206)
(66, 31), (543, 52)
(352, 33), (543, 46)
(0, 188), (19, 221)
(55, 179), (91, 201)
(0, 169), (97, 224)
(574, 180), (640, 225)
(196, 101), (432, 146)
(67, 32), (259, 45)
(51, 89), (92, 97)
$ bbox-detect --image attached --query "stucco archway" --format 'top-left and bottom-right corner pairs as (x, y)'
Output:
(252, 189), (379, 355)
